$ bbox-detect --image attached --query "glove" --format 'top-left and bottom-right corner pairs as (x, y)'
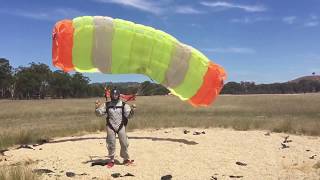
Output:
(95, 100), (102, 109)
(128, 104), (136, 118)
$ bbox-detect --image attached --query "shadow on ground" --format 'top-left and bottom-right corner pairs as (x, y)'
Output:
(48, 136), (198, 145)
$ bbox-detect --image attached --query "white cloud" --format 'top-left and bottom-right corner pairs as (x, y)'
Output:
(282, 16), (297, 24)
(231, 17), (271, 24)
(175, 6), (204, 14)
(190, 23), (202, 28)
(94, 0), (165, 15)
(200, 1), (267, 12)
(304, 14), (319, 27)
(280, 15), (320, 27)
(0, 8), (86, 21)
(310, 14), (318, 20)
(202, 47), (255, 54)
(95, 0), (206, 15)
(304, 21), (319, 27)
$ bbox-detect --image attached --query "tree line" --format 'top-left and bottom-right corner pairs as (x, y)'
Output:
(221, 80), (320, 94)
(1, 58), (319, 99)
(0, 58), (169, 99)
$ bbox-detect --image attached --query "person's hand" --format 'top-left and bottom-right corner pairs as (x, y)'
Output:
(95, 100), (102, 109)
(128, 104), (136, 118)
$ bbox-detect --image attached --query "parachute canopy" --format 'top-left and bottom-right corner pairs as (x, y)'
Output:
(52, 16), (226, 106)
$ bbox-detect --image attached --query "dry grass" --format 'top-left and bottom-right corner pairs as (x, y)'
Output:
(0, 94), (320, 149)
(0, 166), (39, 180)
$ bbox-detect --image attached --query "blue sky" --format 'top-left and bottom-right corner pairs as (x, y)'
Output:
(1, 0), (320, 84)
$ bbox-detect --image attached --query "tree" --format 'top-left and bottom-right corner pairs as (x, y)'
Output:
(49, 70), (72, 98)
(88, 83), (105, 97)
(70, 72), (90, 97)
(14, 62), (51, 99)
(136, 81), (169, 96)
(0, 58), (13, 98)
(221, 82), (242, 94)
(240, 81), (256, 94)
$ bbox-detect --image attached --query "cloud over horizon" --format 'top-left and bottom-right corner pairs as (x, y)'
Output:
(94, 0), (166, 15)
(175, 6), (204, 14)
(282, 16), (297, 24)
(0, 7), (86, 21)
(231, 16), (271, 24)
(200, 1), (267, 12)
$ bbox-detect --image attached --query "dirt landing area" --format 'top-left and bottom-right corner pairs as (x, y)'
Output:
(1, 128), (320, 179)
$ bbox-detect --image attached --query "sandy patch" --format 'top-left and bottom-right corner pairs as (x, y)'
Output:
(1, 128), (320, 179)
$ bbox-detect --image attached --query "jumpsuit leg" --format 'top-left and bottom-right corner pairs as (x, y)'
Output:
(118, 126), (130, 160)
(106, 126), (116, 160)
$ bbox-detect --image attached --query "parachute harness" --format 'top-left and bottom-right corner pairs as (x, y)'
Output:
(105, 101), (128, 134)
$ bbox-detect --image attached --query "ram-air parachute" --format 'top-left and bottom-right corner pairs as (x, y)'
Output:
(52, 16), (226, 106)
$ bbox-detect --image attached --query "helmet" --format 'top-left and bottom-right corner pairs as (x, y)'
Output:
(110, 87), (120, 102)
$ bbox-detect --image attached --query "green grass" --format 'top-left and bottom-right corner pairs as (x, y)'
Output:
(0, 94), (320, 149)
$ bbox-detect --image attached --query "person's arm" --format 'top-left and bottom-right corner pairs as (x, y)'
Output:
(124, 103), (135, 119)
(95, 100), (106, 117)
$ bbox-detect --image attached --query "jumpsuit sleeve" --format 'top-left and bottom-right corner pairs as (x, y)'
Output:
(95, 103), (107, 117)
(123, 104), (133, 119)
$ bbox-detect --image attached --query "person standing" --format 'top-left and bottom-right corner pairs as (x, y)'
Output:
(95, 87), (134, 168)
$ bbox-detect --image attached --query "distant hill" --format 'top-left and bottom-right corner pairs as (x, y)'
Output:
(222, 75), (320, 94)
(290, 75), (320, 83)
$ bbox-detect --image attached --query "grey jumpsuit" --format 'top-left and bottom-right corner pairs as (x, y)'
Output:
(95, 100), (132, 160)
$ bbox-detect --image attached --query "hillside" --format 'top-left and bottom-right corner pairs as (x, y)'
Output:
(290, 75), (320, 83)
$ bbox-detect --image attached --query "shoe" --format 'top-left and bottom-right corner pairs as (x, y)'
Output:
(123, 159), (134, 166)
(106, 161), (115, 168)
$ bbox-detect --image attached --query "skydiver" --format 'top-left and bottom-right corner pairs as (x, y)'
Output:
(95, 87), (135, 168)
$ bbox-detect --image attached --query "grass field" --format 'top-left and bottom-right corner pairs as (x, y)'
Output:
(0, 94), (320, 149)
(0, 166), (39, 180)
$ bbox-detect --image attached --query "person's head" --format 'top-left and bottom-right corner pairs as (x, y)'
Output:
(110, 87), (120, 102)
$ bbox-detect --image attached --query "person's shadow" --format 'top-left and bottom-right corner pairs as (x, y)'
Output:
(129, 136), (198, 145)
(49, 136), (198, 145)
(83, 157), (121, 166)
